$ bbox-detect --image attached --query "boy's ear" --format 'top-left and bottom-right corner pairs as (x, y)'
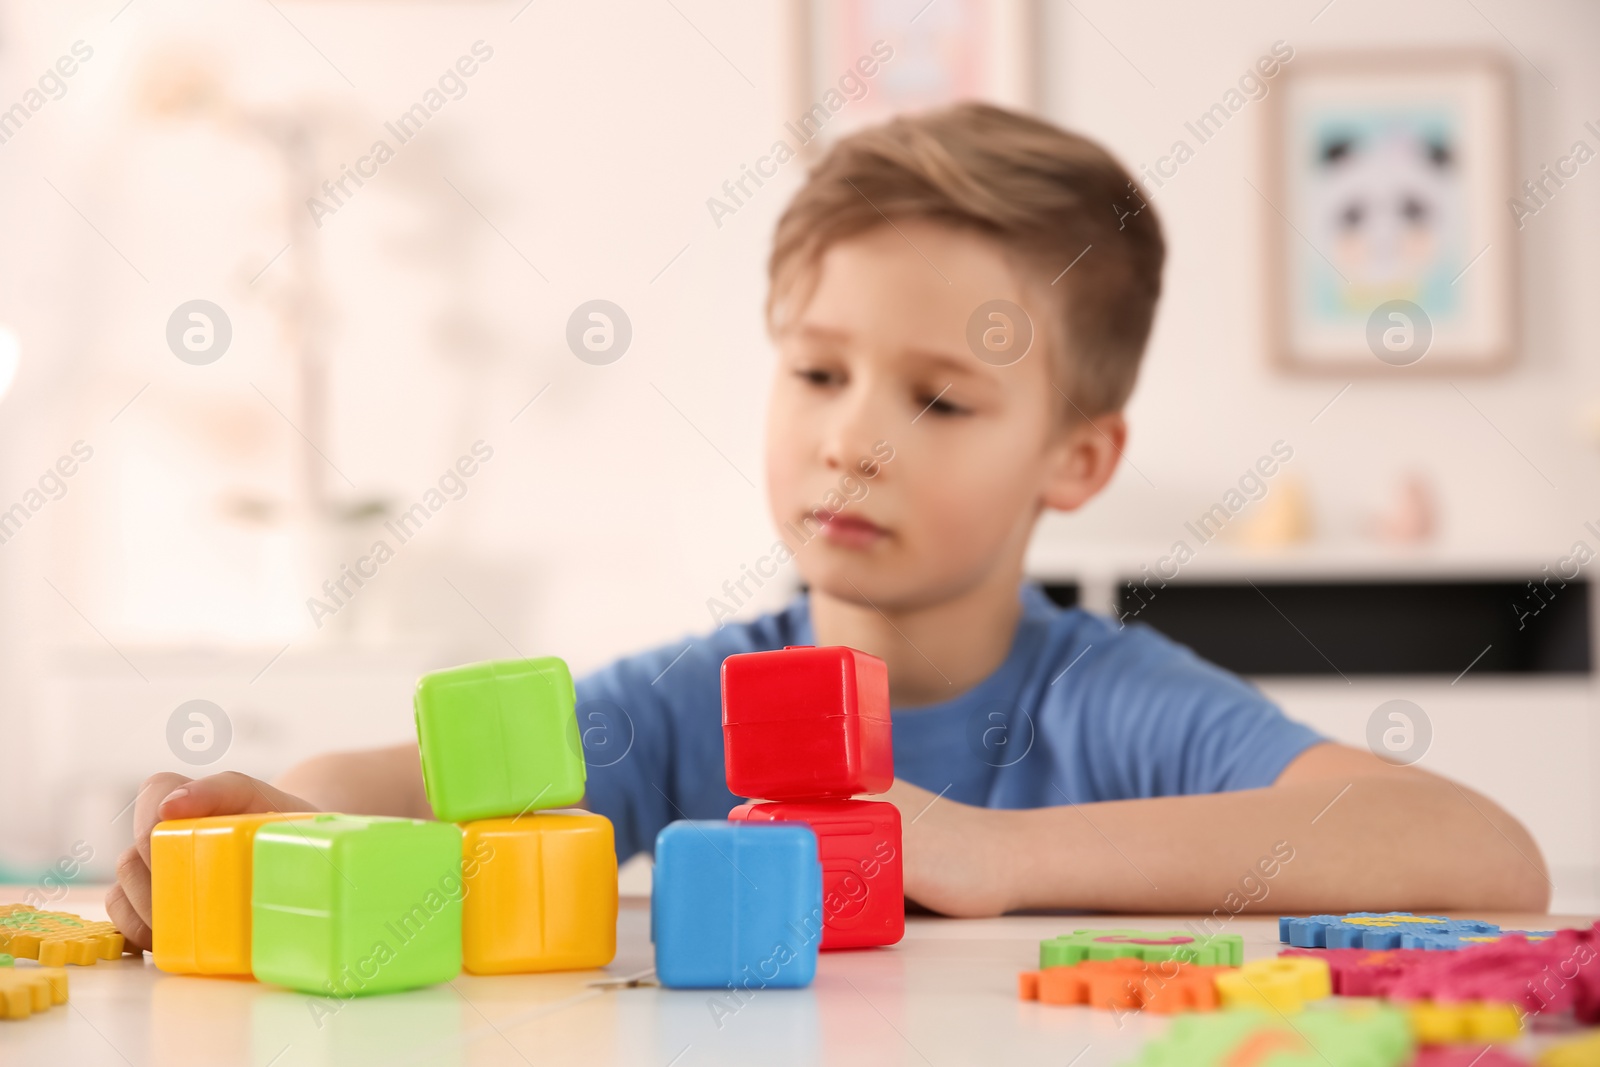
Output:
(1040, 411), (1127, 514)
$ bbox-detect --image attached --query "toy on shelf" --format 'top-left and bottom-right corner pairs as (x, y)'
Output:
(1124, 1003), (1412, 1067)
(0, 967), (68, 1020)
(0, 905), (125, 966)
(151, 811), (316, 975)
(414, 657), (586, 822)
(721, 645), (892, 800)
(1018, 958), (1229, 1013)
(1214, 956), (1331, 1013)
(251, 814), (464, 995)
(1279, 912), (1502, 950)
(651, 821), (821, 990)
(1039, 929), (1243, 969)
(728, 799), (902, 950)
(460, 813), (618, 974)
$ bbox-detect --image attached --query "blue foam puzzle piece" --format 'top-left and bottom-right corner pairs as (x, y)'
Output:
(1398, 928), (1556, 950)
(1278, 913), (1504, 949)
(651, 820), (823, 990)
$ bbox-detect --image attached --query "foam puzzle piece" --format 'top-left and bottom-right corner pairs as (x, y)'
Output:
(151, 811), (317, 975)
(1214, 956), (1332, 1013)
(651, 821), (822, 990)
(1018, 959), (1229, 1013)
(1280, 947), (1436, 996)
(1413, 1048), (1528, 1067)
(1284, 924), (1600, 1025)
(729, 799), (903, 950)
(1039, 929), (1243, 969)
(0, 905), (125, 966)
(460, 812), (618, 974)
(1538, 1032), (1600, 1067)
(1407, 999), (1521, 1042)
(414, 657), (586, 822)
(0, 967), (68, 1020)
(1401, 930), (1555, 951)
(0, 954), (11, 966)
(1123, 1004), (1412, 1067)
(251, 815), (464, 995)
(1279, 913), (1501, 950)
(1386, 926), (1600, 1023)
(721, 645), (892, 801)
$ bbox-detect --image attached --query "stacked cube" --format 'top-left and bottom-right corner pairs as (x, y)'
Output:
(650, 644), (904, 989)
(151, 655), (617, 993)
(722, 645), (904, 951)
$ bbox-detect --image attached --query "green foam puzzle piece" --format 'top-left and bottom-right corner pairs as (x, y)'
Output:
(1040, 929), (1244, 969)
(414, 657), (586, 822)
(0, 953), (12, 966)
(251, 815), (464, 995)
(1124, 1005), (1412, 1067)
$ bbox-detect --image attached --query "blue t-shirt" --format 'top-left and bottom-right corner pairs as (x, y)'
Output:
(575, 583), (1324, 860)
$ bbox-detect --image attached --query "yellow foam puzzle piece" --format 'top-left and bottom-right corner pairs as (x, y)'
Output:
(0, 967), (69, 1020)
(0, 904), (125, 966)
(1214, 956), (1332, 1013)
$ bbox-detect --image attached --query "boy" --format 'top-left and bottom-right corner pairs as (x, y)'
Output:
(108, 104), (1547, 949)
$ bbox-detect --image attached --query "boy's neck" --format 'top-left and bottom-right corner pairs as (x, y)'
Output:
(808, 569), (1026, 708)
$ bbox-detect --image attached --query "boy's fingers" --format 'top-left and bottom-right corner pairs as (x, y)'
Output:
(133, 772), (194, 868)
(156, 771), (314, 823)
(107, 850), (153, 952)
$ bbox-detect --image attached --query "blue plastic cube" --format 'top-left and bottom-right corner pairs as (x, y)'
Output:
(651, 821), (822, 990)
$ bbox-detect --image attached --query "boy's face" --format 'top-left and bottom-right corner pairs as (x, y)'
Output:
(766, 219), (1122, 611)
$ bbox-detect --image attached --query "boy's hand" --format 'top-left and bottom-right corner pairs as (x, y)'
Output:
(879, 778), (1018, 919)
(105, 771), (317, 952)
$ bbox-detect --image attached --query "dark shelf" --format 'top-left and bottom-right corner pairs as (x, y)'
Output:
(1100, 578), (1590, 677)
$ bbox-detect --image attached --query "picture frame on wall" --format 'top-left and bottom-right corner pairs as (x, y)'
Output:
(1261, 50), (1517, 374)
(787, 0), (1039, 157)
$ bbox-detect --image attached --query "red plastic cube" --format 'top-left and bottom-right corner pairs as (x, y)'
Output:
(721, 645), (892, 801)
(728, 799), (903, 950)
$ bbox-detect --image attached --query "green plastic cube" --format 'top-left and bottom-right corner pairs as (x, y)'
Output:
(251, 815), (463, 995)
(414, 657), (586, 822)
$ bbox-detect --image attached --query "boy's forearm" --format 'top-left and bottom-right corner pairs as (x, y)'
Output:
(273, 742), (431, 820)
(998, 776), (1551, 915)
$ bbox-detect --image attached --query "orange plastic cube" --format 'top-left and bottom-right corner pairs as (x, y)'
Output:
(151, 812), (315, 975)
(461, 812), (617, 974)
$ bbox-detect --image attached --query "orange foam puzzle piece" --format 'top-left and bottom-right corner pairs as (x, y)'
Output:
(0, 905), (125, 966)
(1020, 959), (1232, 1013)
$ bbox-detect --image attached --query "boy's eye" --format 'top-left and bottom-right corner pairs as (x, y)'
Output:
(795, 367), (840, 387)
(916, 392), (969, 417)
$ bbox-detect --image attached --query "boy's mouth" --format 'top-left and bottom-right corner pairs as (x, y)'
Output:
(812, 509), (888, 549)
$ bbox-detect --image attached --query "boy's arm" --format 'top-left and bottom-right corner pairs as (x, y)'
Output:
(888, 741), (1551, 918)
(107, 743), (433, 950)
(274, 741), (433, 818)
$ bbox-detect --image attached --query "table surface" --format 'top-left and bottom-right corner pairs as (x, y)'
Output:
(0, 887), (1589, 1067)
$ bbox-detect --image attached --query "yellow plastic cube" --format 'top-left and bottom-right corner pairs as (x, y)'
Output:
(151, 812), (315, 975)
(1215, 956), (1332, 1013)
(461, 812), (617, 974)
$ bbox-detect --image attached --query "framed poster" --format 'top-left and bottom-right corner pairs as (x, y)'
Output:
(789, 0), (1039, 155)
(1262, 51), (1517, 373)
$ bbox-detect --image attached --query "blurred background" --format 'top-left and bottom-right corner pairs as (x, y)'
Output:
(0, 0), (1595, 910)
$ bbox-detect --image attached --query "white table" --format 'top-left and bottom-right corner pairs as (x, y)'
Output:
(0, 888), (1588, 1066)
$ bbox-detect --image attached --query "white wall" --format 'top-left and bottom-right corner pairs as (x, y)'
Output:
(0, 0), (1595, 907)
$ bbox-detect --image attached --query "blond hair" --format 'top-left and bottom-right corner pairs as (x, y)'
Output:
(767, 102), (1165, 416)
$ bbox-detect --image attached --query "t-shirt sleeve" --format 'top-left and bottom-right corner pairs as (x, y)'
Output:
(1065, 619), (1326, 799)
(572, 635), (754, 862)
(572, 652), (680, 863)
